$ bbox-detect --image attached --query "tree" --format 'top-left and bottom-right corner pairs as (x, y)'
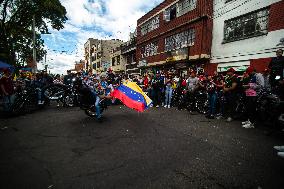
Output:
(0, 0), (67, 66)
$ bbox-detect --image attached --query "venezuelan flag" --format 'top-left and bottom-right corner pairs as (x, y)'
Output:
(111, 82), (152, 112)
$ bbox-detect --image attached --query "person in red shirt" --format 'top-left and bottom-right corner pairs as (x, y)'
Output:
(0, 69), (15, 111)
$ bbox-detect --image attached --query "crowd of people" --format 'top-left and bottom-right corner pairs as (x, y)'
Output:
(1, 49), (284, 156)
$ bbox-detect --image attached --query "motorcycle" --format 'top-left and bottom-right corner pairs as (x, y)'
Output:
(194, 90), (209, 114)
(10, 85), (40, 115)
(77, 83), (108, 118)
(43, 78), (80, 107)
(256, 75), (284, 127)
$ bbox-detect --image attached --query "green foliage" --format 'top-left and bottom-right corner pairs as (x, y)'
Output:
(0, 0), (67, 66)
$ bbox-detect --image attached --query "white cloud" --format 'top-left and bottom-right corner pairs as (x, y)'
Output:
(43, 0), (163, 74)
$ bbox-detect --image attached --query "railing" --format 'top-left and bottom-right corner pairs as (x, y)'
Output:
(121, 38), (136, 54)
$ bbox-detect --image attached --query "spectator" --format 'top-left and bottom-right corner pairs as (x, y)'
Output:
(63, 70), (73, 85)
(152, 71), (163, 108)
(0, 69), (15, 111)
(185, 71), (199, 112)
(268, 49), (284, 99)
(242, 67), (264, 128)
(164, 76), (173, 108)
(223, 68), (238, 122)
(206, 75), (218, 119)
(263, 68), (271, 91)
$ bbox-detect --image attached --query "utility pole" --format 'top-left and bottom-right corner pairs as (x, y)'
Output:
(32, 14), (37, 73)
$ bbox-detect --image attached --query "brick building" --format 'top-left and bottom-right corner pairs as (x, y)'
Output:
(136, 0), (213, 76)
(211, 0), (284, 73)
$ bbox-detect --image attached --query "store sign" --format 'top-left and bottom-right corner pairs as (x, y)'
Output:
(175, 62), (188, 69)
(138, 59), (147, 67)
(166, 48), (188, 62)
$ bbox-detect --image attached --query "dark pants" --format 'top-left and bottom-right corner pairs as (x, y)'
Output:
(208, 92), (217, 115)
(216, 91), (224, 115)
(224, 93), (237, 118)
(245, 96), (257, 124)
(153, 89), (161, 106)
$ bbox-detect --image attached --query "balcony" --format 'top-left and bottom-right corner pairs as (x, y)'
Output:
(121, 38), (136, 54)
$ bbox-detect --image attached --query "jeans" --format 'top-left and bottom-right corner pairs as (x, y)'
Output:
(208, 92), (217, 115)
(91, 90), (101, 119)
(217, 91), (224, 116)
(37, 88), (43, 101)
(164, 87), (173, 106)
(3, 94), (15, 112)
(95, 96), (101, 119)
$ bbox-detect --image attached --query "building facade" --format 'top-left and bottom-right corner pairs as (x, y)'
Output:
(91, 39), (123, 74)
(136, 0), (213, 76)
(110, 46), (126, 74)
(121, 32), (139, 75)
(74, 60), (85, 72)
(84, 39), (123, 74)
(211, 0), (284, 73)
(84, 38), (98, 72)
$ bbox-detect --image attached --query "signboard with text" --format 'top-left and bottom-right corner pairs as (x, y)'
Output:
(138, 59), (147, 67)
(166, 48), (188, 62)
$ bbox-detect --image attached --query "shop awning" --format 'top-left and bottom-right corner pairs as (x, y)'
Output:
(217, 61), (250, 72)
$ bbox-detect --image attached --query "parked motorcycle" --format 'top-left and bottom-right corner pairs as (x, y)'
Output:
(256, 75), (284, 127)
(43, 78), (79, 107)
(195, 90), (209, 114)
(10, 86), (41, 115)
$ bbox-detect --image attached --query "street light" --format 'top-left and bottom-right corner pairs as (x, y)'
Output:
(32, 14), (36, 73)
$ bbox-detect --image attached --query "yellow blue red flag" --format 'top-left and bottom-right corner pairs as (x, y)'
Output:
(111, 82), (152, 112)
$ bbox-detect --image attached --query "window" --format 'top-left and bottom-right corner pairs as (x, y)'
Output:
(164, 5), (177, 22)
(140, 16), (160, 36)
(176, 0), (197, 17)
(141, 41), (159, 58)
(165, 29), (195, 52)
(224, 8), (269, 42)
(97, 61), (101, 68)
(117, 56), (120, 65)
(112, 57), (116, 66)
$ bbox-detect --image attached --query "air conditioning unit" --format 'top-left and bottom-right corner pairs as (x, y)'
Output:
(163, 10), (170, 22)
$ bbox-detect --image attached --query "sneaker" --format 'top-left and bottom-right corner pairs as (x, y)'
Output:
(150, 104), (153, 107)
(274, 146), (284, 152)
(167, 105), (170, 108)
(277, 152), (284, 158)
(242, 123), (254, 128)
(216, 115), (223, 120)
(156, 105), (159, 108)
(242, 120), (250, 125)
(38, 100), (44, 105)
(209, 114), (215, 119)
(164, 105), (167, 108)
(226, 117), (233, 122)
(57, 103), (60, 107)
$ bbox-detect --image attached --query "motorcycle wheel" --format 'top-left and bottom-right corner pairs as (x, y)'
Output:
(84, 109), (97, 117)
(63, 95), (74, 107)
(10, 96), (25, 115)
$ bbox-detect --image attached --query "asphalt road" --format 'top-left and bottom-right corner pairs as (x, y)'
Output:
(1, 105), (284, 189)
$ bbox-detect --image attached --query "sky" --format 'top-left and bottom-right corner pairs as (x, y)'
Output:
(38, 0), (164, 74)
